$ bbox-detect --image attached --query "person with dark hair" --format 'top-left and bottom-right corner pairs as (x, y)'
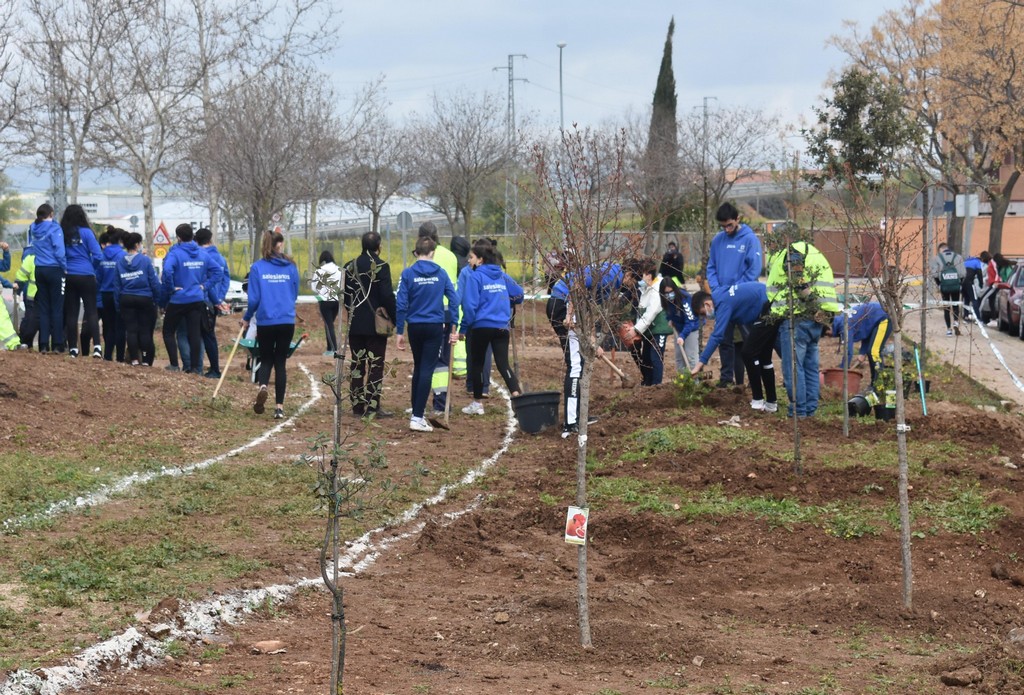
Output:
(457, 239), (523, 415)
(831, 302), (890, 388)
(194, 227), (230, 378)
(691, 282), (778, 412)
(395, 236), (458, 432)
(962, 254), (984, 323)
(30, 203), (66, 353)
(977, 250), (1000, 325)
(160, 223), (224, 374)
(310, 249), (341, 356)
(242, 231), (299, 419)
(929, 242), (965, 336)
(114, 232), (161, 366)
(418, 221), (459, 415)
(450, 235), (471, 273)
(621, 259), (673, 386)
(60, 204), (103, 357)
(342, 231), (397, 418)
(706, 202), (762, 388)
(659, 241), (685, 285)
(97, 227), (127, 361)
(658, 277), (700, 369)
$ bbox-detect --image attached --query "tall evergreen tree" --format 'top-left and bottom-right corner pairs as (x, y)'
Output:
(637, 17), (680, 255)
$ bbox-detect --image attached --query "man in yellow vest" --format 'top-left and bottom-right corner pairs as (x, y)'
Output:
(14, 244), (37, 349)
(766, 239), (840, 418)
(419, 222), (459, 415)
(0, 241), (23, 350)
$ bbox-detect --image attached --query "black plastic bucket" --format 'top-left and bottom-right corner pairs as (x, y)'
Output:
(511, 391), (560, 434)
(847, 395), (872, 417)
(874, 405), (895, 421)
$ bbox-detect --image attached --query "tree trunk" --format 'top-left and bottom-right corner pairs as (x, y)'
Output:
(988, 172), (1020, 255)
(306, 199), (319, 277)
(143, 183), (155, 257)
(575, 352), (594, 649)
(947, 214), (964, 253)
(892, 328), (913, 612)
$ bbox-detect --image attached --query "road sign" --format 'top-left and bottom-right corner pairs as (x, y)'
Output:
(129, 215), (139, 227)
(153, 222), (172, 246)
(396, 211), (413, 231)
(154, 246), (167, 259)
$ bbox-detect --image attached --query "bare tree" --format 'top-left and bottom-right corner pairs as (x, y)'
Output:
(203, 65), (344, 262)
(15, 0), (134, 202)
(0, 0), (23, 164)
(408, 91), (512, 234)
(679, 104), (784, 267)
(341, 107), (409, 236)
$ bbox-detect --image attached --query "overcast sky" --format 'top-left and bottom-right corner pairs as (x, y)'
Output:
(11, 0), (901, 193)
(328, 1), (900, 131)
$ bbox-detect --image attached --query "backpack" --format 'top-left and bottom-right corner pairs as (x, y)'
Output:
(939, 253), (960, 293)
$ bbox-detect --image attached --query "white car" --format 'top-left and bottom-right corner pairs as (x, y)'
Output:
(224, 280), (247, 313)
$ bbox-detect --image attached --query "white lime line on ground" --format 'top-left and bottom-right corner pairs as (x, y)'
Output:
(0, 385), (519, 695)
(1, 364), (322, 534)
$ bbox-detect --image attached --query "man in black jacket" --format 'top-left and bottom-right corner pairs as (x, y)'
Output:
(659, 241), (685, 285)
(343, 231), (397, 417)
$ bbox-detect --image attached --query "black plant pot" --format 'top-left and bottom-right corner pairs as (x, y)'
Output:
(874, 404), (895, 421)
(903, 380), (932, 398)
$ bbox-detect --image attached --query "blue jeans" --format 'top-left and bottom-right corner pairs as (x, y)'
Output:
(777, 318), (823, 417)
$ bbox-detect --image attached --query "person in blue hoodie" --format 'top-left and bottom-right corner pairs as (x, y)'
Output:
(691, 282), (778, 412)
(395, 236), (459, 433)
(114, 232), (161, 366)
(59, 204), (103, 358)
(830, 302), (891, 388)
(457, 239), (523, 415)
(161, 223), (224, 374)
(29, 203), (66, 353)
(195, 227), (231, 378)
(241, 231), (299, 419)
(97, 228), (127, 361)
(706, 203), (763, 388)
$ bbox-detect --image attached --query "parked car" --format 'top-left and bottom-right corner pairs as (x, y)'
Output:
(994, 260), (1024, 337)
(224, 280), (247, 313)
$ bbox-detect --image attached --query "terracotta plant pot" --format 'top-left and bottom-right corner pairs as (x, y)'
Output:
(821, 368), (863, 393)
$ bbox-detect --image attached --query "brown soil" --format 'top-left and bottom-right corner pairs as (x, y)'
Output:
(5, 303), (1024, 695)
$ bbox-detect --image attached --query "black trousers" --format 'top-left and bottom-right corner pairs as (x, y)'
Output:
(163, 301), (203, 371)
(468, 326), (520, 398)
(100, 291), (126, 361)
(18, 298), (38, 349)
(349, 332), (388, 413)
(739, 311), (779, 404)
(121, 294), (157, 364)
(64, 274), (100, 353)
(940, 289), (961, 328)
(257, 323), (295, 405)
(319, 300), (340, 352)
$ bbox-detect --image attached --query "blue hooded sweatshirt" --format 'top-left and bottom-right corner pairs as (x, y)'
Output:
(699, 282), (769, 364)
(550, 262), (623, 303)
(395, 258), (458, 333)
(114, 252), (161, 309)
(706, 223), (762, 290)
(243, 255), (299, 326)
(30, 219), (65, 271)
(160, 240), (223, 307)
(458, 263), (524, 332)
(202, 244), (230, 305)
(664, 287), (702, 340)
(98, 244), (126, 294)
(832, 302), (889, 366)
(65, 226), (102, 276)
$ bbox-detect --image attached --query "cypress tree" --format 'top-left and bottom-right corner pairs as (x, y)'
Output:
(641, 18), (680, 254)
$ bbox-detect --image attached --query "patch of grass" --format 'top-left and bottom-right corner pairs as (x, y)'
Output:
(538, 492), (560, 506)
(644, 674), (687, 688)
(201, 645), (227, 661)
(164, 640), (188, 658)
(917, 485), (1006, 534)
(819, 439), (963, 476)
(622, 424), (761, 461)
(218, 673), (254, 688)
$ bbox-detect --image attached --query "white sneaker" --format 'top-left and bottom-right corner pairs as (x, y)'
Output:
(750, 399), (765, 411)
(763, 402), (779, 413)
(946, 330), (953, 336)
(92, 345), (102, 358)
(409, 417), (433, 432)
(952, 321), (959, 328)
(461, 401), (485, 415)
(987, 320), (999, 328)
(69, 348), (79, 358)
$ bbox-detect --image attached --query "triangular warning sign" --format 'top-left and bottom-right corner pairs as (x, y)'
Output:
(152, 222), (171, 246)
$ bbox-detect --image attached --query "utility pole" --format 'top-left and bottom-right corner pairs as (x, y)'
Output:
(701, 96), (717, 256)
(44, 40), (68, 214)
(493, 54), (527, 237)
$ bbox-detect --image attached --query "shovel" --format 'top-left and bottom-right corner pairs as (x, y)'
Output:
(599, 352), (636, 388)
(428, 333), (455, 431)
(510, 320), (525, 392)
(212, 325), (246, 401)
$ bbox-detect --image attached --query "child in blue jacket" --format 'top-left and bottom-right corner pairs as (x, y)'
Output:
(457, 239), (523, 415)
(396, 237), (458, 432)
(114, 232), (161, 366)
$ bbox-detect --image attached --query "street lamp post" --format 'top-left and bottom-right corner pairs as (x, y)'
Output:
(557, 41), (567, 132)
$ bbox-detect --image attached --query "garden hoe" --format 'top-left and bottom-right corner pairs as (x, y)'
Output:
(599, 352), (636, 389)
(211, 325), (246, 402)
